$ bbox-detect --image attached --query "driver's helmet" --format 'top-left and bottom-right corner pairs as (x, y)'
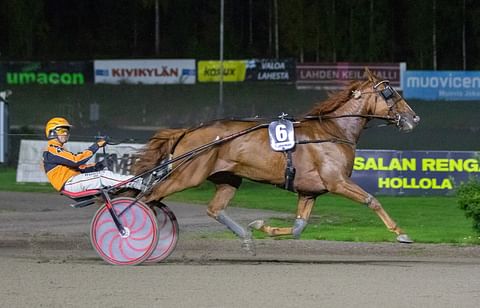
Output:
(45, 117), (72, 139)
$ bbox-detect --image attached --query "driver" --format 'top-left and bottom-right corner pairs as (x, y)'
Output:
(42, 117), (144, 193)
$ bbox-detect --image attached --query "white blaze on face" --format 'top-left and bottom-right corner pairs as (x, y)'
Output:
(399, 114), (420, 133)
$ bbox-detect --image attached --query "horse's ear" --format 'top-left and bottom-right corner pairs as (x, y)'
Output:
(364, 67), (375, 82)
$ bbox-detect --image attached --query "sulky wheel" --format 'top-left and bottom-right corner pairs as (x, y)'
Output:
(145, 202), (179, 263)
(90, 197), (158, 266)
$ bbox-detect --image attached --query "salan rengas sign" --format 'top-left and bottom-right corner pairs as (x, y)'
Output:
(352, 150), (479, 195)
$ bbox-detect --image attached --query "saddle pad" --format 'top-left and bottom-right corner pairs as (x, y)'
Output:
(268, 119), (295, 151)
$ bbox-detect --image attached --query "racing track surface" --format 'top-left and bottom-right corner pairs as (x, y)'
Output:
(0, 191), (479, 307)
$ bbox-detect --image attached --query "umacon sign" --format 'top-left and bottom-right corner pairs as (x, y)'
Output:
(0, 61), (92, 85)
(6, 72), (85, 85)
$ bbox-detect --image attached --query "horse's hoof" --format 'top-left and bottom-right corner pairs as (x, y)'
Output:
(397, 234), (414, 243)
(241, 237), (256, 256)
(248, 220), (265, 230)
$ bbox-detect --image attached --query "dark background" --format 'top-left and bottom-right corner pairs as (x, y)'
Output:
(1, 0), (479, 69)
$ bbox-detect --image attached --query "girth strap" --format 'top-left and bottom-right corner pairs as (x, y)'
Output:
(284, 150), (296, 192)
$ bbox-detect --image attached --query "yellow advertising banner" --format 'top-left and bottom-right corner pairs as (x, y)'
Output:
(197, 61), (247, 82)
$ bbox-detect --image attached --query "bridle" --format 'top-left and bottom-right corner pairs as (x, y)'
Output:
(304, 79), (407, 128)
(360, 79), (404, 126)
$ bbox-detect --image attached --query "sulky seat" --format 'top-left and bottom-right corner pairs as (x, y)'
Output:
(61, 189), (102, 208)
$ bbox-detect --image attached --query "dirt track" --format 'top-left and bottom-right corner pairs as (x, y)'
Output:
(1, 191), (479, 307)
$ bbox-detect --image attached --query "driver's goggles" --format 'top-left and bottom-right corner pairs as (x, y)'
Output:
(55, 127), (70, 135)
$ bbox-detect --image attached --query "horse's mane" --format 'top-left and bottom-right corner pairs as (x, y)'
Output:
(304, 80), (367, 116)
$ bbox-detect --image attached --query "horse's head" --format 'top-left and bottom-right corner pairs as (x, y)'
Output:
(358, 68), (420, 132)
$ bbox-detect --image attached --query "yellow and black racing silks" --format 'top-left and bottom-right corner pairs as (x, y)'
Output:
(42, 139), (101, 191)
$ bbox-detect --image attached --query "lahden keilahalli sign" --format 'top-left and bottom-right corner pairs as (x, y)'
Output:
(296, 62), (406, 90)
(0, 61), (92, 85)
(352, 150), (480, 195)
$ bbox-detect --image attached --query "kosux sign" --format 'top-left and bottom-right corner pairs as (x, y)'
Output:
(197, 60), (247, 82)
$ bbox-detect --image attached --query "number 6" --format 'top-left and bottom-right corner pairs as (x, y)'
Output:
(275, 124), (288, 142)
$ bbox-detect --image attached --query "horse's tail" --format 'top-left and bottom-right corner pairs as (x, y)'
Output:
(132, 128), (187, 175)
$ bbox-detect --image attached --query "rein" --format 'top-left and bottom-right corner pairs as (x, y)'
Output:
(303, 114), (398, 122)
(303, 114), (400, 130)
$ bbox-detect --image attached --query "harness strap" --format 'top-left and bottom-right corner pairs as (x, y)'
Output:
(284, 150), (296, 192)
(296, 138), (355, 146)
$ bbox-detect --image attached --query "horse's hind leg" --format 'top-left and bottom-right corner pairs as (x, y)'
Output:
(330, 179), (413, 243)
(206, 183), (255, 255)
(249, 195), (316, 239)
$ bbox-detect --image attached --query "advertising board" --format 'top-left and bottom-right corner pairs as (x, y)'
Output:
(94, 59), (196, 84)
(17, 140), (142, 183)
(245, 59), (295, 82)
(403, 70), (480, 100)
(353, 150), (479, 195)
(296, 62), (406, 90)
(0, 61), (92, 85)
(197, 60), (247, 82)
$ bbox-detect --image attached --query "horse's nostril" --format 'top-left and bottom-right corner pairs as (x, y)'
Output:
(413, 115), (421, 123)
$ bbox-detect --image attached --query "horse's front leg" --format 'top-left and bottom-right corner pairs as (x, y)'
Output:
(249, 194), (315, 239)
(330, 178), (413, 243)
(207, 184), (255, 255)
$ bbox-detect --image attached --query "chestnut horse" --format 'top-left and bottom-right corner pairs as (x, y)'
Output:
(133, 68), (420, 254)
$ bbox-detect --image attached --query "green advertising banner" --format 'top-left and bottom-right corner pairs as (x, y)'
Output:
(0, 62), (93, 85)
